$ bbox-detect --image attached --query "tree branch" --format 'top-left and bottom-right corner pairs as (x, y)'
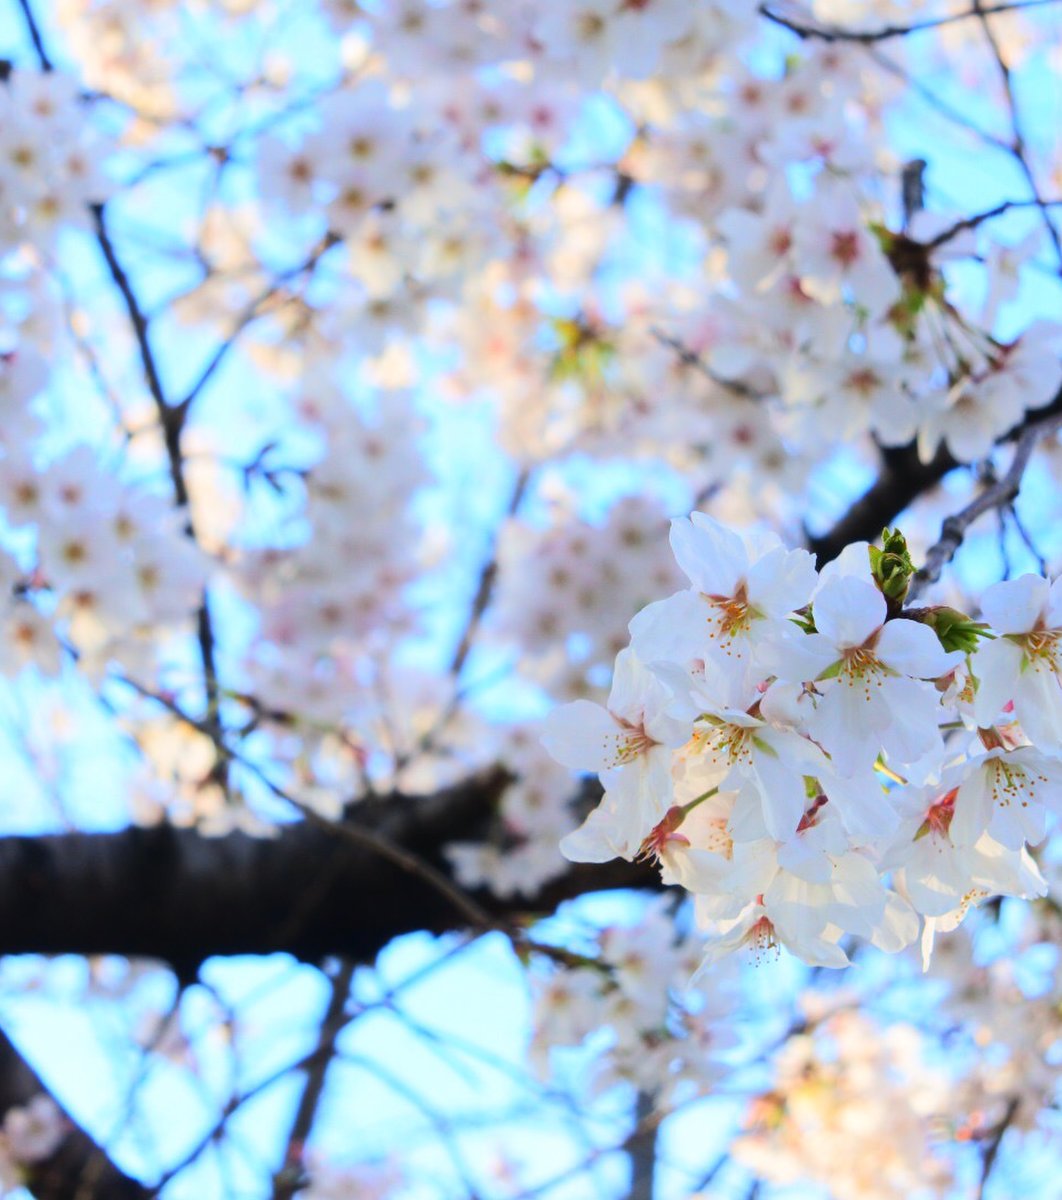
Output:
(450, 467), (530, 677)
(15, 0), (53, 71)
(759, 0), (1060, 45)
(0, 772), (651, 975)
(978, 1095), (1020, 1199)
(808, 442), (957, 566)
(624, 1092), (659, 1200)
(909, 413), (1061, 599)
(272, 960), (355, 1200)
(811, 385), (1062, 568)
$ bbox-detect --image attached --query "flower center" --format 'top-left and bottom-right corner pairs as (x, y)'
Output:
(1016, 629), (1062, 673)
(703, 582), (755, 645)
(637, 807), (690, 862)
(745, 915), (780, 963)
(830, 230), (861, 268)
(918, 786), (958, 840)
(610, 714), (657, 765)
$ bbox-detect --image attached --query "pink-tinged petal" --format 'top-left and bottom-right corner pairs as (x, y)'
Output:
(730, 839), (781, 896)
(970, 636), (1024, 726)
(824, 768), (898, 843)
(644, 708), (695, 749)
(661, 846), (731, 893)
(776, 835), (832, 884)
(560, 797), (639, 863)
(876, 619), (964, 678)
(951, 765), (993, 848)
(669, 514), (746, 596)
(869, 893), (919, 953)
(727, 791), (769, 843)
(1046, 576), (1062, 629)
(767, 904), (851, 967)
(759, 625), (838, 684)
(980, 574), (1049, 634)
(751, 750), (806, 841)
(541, 700), (621, 772)
(607, 646), (674, 722)
(898, 859), (966, 918)
(830, 853), (887, 912)
(606, 646), (642, 715)
(747, 545), (817, 616)
(810, 681), (891, 775)
(1013, 662), (1062, 751)
(812, 575), (885, 648)
(967, 836), (1046, 898)
(878, 677), (943, 766)
(628, 589), (710, 666)
(814, 541), (874, 593)
(989, 780), (1047, 851)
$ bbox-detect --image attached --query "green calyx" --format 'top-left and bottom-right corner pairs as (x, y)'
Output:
(869, 527), (915, 611)
(908, 605), (992, 654)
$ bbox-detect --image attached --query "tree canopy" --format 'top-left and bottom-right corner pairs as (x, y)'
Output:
(0, 1), (1060, 1197)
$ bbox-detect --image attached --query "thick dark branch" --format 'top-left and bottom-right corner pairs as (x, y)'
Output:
(808, 442), (956, 566)
(0, 772), (650, 976)
(810, 385), (1062, 567)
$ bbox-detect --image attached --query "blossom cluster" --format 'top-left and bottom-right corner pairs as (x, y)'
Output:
(0, 1095), (65, 1191)
(529, 899), (737, 1105)
(0, 69), (110, 252)
(0, 350), (210, 676)
(231, 389), (428, 728)
(545, 514), (1062, 967)
(733, 1006), (953, 1199)
(491, 492), (682, 690)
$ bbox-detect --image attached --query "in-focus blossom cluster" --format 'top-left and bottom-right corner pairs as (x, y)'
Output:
(546, 514), (1062, 967)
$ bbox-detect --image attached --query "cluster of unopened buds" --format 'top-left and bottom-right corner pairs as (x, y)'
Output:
(545, 515), (1062, 968)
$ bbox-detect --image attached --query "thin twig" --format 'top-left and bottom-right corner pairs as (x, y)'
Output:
(450, 467), (531, 677)
(180, 230), (341, 411)
(972, 0), (1062, 271)
(978, 1096), (1020, 1198)
(759, 0), (1060, 44)
(15, 0), (53, 70)
(867, 46), (1014, 154)
(909, 413), (1061, 598)
(272, 960), (356, 1200)
(649, 327), (762, 400)
(924, 198), (1062, 250)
